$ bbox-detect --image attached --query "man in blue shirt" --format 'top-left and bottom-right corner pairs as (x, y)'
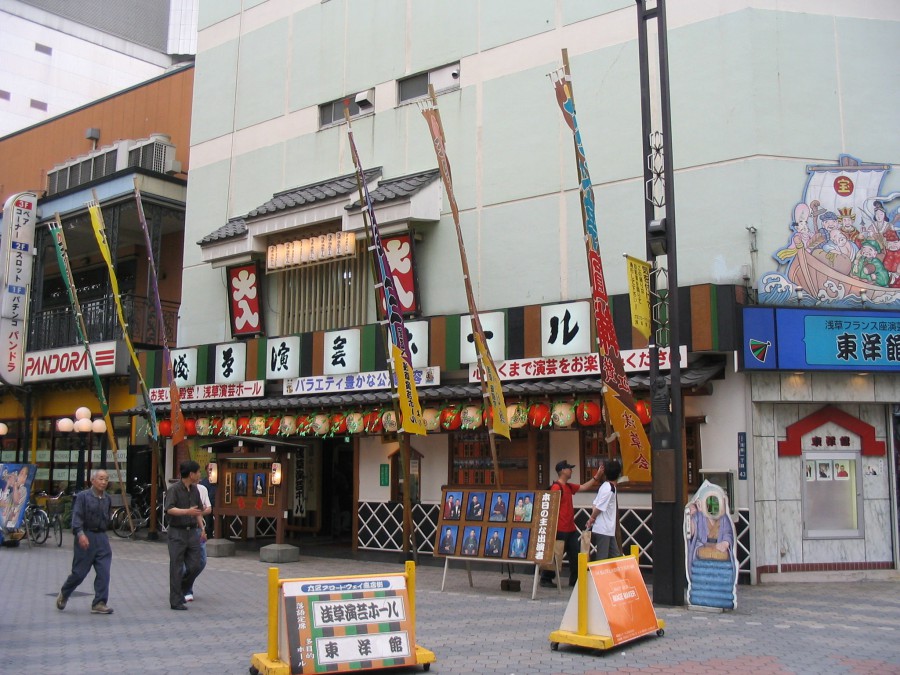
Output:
(57, 469), (114, 614)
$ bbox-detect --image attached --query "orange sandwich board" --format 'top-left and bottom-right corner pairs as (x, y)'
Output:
(549, 550), (664, 652)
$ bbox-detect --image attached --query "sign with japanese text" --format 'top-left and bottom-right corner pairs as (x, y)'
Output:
(469, 347), (687, 382)
(433, 488), (559, 564)
(626, 255), (652, 339)
(404, 320), (429, 369)
(284, 367), (440, 396)
(585, 556), (658, 645)
(323, 329), (360, 375)
(280, 573), (416, 673)
(149, 380), (265, 403)
(24, 341), (125, 382)
(0, 192), (37, 386)
(214, 342), (246, 384)
(541, 301), (591, 357)
(170, 348), (198, 387)
(459, 312), (505, 364)
(227, 262), (264, 338)
(266, 336), (301, 380)
(380, 233), (419, 316)
(742, 307), (900, 371)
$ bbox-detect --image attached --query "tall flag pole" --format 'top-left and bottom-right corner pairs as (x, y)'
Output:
(132, 179), (184, 446)
(48, 215), (130, 505)
(550, 52), (652, 483)
(420, 85), (510, 487)
(87, 191), (160, 442)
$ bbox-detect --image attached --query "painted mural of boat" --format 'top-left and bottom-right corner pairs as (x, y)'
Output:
(783, 155), (900, 304)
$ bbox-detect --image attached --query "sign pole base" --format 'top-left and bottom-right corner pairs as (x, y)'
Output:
(249, 652), (290, 675)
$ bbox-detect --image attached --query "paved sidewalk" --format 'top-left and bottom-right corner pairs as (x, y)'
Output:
(2, 535), (898, 674)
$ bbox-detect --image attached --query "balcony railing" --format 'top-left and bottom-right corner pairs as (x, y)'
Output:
(29, 294), (179, 352)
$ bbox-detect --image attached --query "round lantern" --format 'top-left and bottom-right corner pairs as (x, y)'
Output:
(210, 417), (224, 436)
(266, 416), (280, 435)
(481, 406), (493, 427)
(221, 416), (237, 436)
(279, 415), (296, 436)
(183, 418), (197, 437)
(364, 411), (383, 434)
(507, 403), (528, 429)
(528, 403), (552, 429)
(576, 401), (602, 426)
(460, 405), (483, 430)
(635, 400), (652, 426)
(249, 415), (267, 435)
(440, 406), (462, 431)
(422, 408), (440, 432)
(310, 413), (331, 435)
(237, 416), (251, 434)
(345, 412), (365, 434)
(382, 410), (398, 433)
(195, 417), (210, 436)
(331, 413), (348, 434)
(551, 402), (575, 428)
(158, 419), (172, 437)
(294, 414), (311, 435)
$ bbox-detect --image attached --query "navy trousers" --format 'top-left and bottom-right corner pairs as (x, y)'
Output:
(61, 531), (111, 606)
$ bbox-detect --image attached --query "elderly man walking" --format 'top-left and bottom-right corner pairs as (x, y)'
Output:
(56, 469), (114, 614)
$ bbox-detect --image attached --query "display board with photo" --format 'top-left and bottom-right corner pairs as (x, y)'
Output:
(433, 488), (559, 565)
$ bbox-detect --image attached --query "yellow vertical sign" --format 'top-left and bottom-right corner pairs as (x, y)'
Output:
(626, 255), (652, 339)
(392, 344), (425, 435)
(474, 333), (510, 440)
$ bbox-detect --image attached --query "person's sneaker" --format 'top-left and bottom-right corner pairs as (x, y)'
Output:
(539, 578), (556, 588)
(171, 603), (188, 610)
(91, 602), (114, 615)
(56, 591), (67, 611)
(184, 593), (194, 602)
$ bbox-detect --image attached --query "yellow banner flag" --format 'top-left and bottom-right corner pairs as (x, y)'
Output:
(391, 344), (425, 435)
(474, 333), (510, 440)
(626, 255), (652, 339)
(604, 388), (652, 483)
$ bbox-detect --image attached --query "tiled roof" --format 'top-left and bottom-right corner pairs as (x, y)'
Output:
(129, 357), (725, 415)
(346, 169), (440, 210)
(197, 169), (382, 246)
(196, 218), (247, 245)
(248, 168), (382, 217)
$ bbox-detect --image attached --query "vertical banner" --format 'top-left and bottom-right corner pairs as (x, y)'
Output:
(0, 192), (37, 385)
(344, 123), (425, 436)
(551, 64), (651, 482)
(420, 91), (509, 440)
(226, 261), (264, 338)
(626, 255), (652, 339)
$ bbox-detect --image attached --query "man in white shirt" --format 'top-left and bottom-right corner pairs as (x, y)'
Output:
(586, 459), (622, 561)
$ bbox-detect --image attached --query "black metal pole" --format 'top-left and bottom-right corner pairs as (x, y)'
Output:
(636, 0), (685, 607)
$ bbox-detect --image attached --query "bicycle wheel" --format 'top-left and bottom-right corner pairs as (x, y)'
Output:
(112, 507), (135, 538)
(53, 516), (63, 547)
(29, 510), (49, 544)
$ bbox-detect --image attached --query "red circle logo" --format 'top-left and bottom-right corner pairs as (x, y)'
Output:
(833, 175), (854, 197)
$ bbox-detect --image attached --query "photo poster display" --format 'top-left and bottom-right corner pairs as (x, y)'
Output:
(557, 555), (659, 646)
(280, 574), (416, 674)
(433, 488), (560, 565)
(0, 464), (37, 532)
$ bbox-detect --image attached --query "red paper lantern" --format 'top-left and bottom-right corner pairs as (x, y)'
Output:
(266, 416), (280, 434)
(440, 407), (461, 431)
(294, 415), (311, 435)
(331, 413), (348, 434)
(482, 405), (493, 427)
(183, 418), (197, 436)
(210, 417), (223, 435)
(576, 401), (602, 426)
(634, 400), (652, 426)
(237, 416), (251, 434)
(364, 411), (383, 434)
(528, 403), (552, 429)
(158, 419), (172, 437)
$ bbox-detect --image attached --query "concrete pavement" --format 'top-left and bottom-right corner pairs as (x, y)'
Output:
(2, 534), (899, 674)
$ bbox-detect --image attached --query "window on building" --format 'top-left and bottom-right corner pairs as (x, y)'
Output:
(30, 99), (48, 111)
(277, 237), (368, 333)
(319, 96), (364, 127)
(390, 447), (422, 503)
(802, 452), (863, 538)
(34, 43), (53, 55)
(398, 63), (460, 103)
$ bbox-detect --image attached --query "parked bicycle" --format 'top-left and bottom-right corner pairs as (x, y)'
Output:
(46, 494), (65, 547)
(111, 483), (167, 538)
(23, 498), (50, 545)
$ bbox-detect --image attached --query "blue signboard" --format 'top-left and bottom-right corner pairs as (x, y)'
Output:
(742, 307), (900, 372)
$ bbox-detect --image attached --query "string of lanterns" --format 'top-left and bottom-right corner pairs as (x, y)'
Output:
(155, 398), (652, 438)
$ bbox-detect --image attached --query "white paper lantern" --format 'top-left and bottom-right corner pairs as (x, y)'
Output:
(461, 405), (483, 429)
(422, 408), (440, 432)
(551, 402), (575, 428)
(382, 410), (398, 432)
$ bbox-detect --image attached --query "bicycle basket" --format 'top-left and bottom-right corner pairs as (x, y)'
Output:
(47, 499), (65, 516)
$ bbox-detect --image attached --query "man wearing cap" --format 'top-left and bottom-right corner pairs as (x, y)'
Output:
(539, 460), (603, 588)
(851, 240), (890, 287)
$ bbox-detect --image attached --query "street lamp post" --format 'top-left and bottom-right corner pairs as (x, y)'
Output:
(56, 407), (107, 492)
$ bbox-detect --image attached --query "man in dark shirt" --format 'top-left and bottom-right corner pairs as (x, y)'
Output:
(57, 469), (114, 614)
(164, 460), (204, 610)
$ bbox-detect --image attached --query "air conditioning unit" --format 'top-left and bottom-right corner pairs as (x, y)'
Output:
(127, 136), (180, 174)
(355, 89), (374, 109)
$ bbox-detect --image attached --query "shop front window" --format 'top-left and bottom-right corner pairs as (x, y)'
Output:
(802, 453), (863, 538)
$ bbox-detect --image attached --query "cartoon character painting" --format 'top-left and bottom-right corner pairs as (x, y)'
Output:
(684, 481), (738, 610)
(763, 155), (900, 308)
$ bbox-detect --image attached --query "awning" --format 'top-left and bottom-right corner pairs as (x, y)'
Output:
(129, 355), (725, 416)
